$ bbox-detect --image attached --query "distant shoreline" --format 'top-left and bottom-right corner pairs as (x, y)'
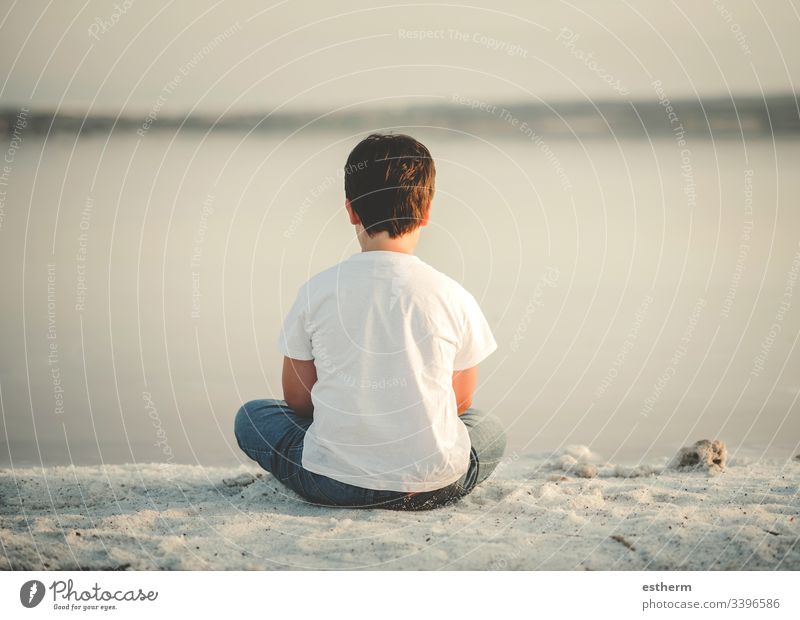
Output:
(2, 94), (798, 139)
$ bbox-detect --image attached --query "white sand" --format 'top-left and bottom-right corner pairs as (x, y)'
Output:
(1, 447), (798, 570)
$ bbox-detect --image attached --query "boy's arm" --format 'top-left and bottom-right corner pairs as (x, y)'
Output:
(452, 366), (478, 415)
(282, 356), (317, 418)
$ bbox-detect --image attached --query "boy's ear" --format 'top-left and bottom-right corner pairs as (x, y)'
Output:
(345, 199), (361, 225)
(420, 204), (431, 227)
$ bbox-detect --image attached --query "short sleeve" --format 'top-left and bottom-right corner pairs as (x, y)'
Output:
(453, 291), (497, 371)
(276, 285), (314, 360)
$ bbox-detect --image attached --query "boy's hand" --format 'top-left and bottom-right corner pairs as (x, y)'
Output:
(282, 357), (317, 418)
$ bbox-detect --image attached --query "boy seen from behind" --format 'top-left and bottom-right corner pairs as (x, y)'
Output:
(235, 133), (506, 510)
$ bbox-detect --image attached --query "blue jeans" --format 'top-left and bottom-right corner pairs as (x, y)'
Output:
(234, 399), (507, 510)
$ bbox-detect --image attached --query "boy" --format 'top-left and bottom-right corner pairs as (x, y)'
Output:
(234, 133), (506, 510)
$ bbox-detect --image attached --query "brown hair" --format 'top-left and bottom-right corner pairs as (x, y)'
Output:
(344, 133), (435, 238)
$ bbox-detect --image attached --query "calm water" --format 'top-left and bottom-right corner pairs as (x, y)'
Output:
(2, 131), (799, 466)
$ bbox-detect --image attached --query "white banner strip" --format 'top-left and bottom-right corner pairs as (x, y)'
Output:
(1, 571), (798, 619)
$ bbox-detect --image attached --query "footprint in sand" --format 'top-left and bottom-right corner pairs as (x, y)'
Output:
(222, 473), (261, 488)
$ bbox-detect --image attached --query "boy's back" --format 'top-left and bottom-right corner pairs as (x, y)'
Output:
(279, 250), (496, 492)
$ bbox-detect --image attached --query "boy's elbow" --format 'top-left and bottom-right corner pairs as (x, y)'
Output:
(457, 397), (473, 415)
(284, 393), (314, 418)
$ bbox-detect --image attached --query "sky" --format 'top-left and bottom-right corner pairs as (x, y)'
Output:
(0, 0), (798, 115)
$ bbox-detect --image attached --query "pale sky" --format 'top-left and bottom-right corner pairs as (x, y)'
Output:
(1, 0), (798, 114)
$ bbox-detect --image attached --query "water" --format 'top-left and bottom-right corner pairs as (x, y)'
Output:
(1, 130), (799, 467)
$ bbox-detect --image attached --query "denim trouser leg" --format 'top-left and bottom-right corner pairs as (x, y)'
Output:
(457, 407), (508, 487)
(234, 398), (506, 510)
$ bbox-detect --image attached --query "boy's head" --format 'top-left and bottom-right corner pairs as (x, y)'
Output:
(344, 133), (435, 238)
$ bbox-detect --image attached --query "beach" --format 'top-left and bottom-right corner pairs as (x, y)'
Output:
(2, 446), (798, 570)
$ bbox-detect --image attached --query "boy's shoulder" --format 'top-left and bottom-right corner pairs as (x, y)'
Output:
(414, 260), (474, 299)
(303, 254), (474, 302)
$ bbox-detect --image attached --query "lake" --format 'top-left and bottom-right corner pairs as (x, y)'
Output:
(1, 130), (799, 466)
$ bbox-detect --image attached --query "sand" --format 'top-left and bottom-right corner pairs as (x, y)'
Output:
(1, 446), (798, 570)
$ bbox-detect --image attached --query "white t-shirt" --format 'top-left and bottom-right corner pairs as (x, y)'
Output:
(277, 250), (497, 492)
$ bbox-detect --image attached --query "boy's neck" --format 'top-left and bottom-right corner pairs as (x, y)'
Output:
(358, 228), (420, 255)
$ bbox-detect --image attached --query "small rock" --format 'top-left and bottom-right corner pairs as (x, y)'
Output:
(674, 440), (727, 473)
